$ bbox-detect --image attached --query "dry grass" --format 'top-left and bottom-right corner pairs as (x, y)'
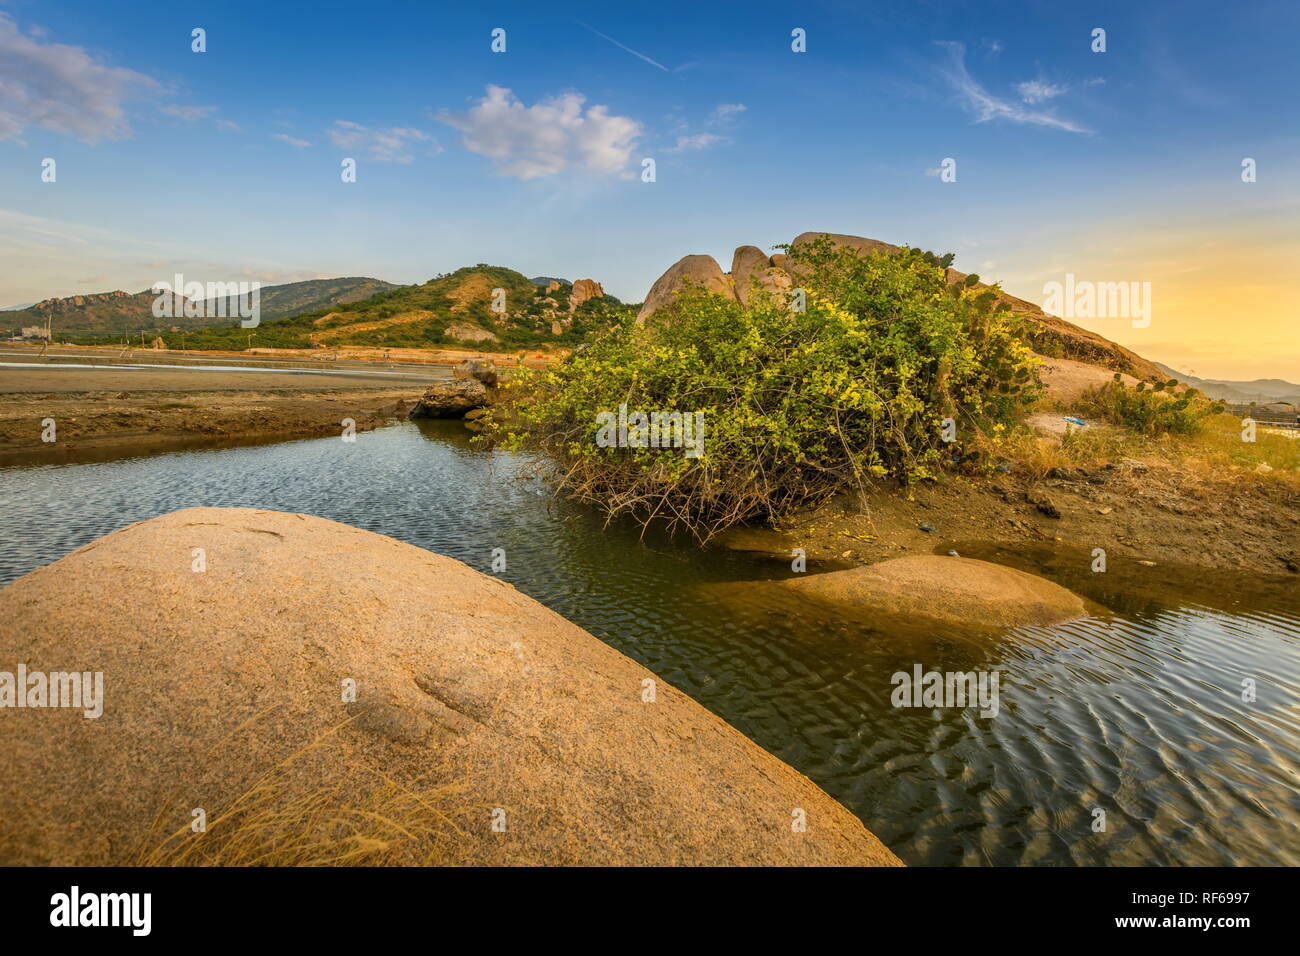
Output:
(983, 412), (1299, 488)
(135, 717), (476, 866)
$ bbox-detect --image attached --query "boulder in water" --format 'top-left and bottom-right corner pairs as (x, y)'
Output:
(0, 507), (902, 866)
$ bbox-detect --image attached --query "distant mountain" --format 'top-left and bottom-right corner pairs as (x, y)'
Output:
(1155, 361), (1300, 405)
(529, 276), (570, 286)
(1, 302), (35, 312)
(3, 277), (398, 335)
(143, 265), (630, 352)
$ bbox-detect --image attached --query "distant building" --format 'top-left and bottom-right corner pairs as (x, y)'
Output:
(21, 325), (50, 340)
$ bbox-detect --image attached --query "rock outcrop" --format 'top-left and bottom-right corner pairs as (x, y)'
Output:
(636, 254), (732, 321)
(452, 358), (499, 388)
(410, 378), (488, 418)
(569, 278), (604, 311)
(0, 508), (902, 866)
(636, 232), (1164, 380)
(784, 554), (1095, 629)
(445, 322), (500, 344)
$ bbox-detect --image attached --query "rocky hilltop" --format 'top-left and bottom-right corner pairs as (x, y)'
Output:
(0, 508), (900, 866)
(638, 232), (1164, 381)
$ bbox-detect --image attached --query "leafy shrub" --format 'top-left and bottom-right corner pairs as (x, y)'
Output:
(1079, 374), (1223, 435)
(484, 238), (1042, 540)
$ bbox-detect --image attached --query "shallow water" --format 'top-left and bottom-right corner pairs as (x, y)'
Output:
(2, 420), (1297, 866)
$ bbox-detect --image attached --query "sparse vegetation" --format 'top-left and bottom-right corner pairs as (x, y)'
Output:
(1079, 374), (1224, 436)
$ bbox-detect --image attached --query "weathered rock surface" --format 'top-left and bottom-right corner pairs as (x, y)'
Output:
(452, 358), (499, 388)
(730, 246), (771, 307)
(444, 321), (499, 344)
(636, 254), (732, 321)
(410, 377), (488, 418)
(569, 278), (604, 311)
(785, 554), (1095, 629)
(0, 508), (902, 866)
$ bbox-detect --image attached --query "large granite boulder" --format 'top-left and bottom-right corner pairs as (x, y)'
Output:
(636, 254), (733, 322)
(410, 377), (488, 418)
(0, 508), (902, 866)
(730, 245), (771, 307)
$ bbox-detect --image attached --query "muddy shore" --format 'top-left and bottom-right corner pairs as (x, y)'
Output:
(0, 365), (432, 465)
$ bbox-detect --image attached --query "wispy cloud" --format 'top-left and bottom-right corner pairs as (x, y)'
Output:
(160, 104), (218, 122)
(437, 86), (640, 180)
(1014, 80), (1067, 104)
(937, 42), (1089, 134)
(0, 14), (159, 144)
(711, 103), (746, 122)
(327, 120), (433, 163)
(272, 132), (312, 148)
(577, 21), (669, 72)
(662, 101), (746, 152)
(666, 132), (727, 152)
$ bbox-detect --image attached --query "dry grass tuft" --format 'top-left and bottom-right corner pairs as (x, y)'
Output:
(135, 717), (475, 866)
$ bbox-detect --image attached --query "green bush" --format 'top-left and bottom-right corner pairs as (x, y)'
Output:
(1079, 375), (1223, 435)
(484, 238), (1043, 540)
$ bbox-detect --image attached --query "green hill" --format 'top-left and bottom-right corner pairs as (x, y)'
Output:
(140, 265), (632, 352)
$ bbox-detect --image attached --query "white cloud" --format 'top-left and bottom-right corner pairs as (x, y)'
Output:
(160, 104), (218, 122)
(937, 42), (1089, 134)
(327, 120), (432, 163)
(272, 133), (312, 148)
(0, 14), (159, 143)
(1015, 80), (1067, 104)
(437, 86), (641, 180)
(711, 103), (746, 122)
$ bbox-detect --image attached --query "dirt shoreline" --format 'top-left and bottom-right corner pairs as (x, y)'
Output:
(716, 463), (1300, 580)
(0, 365), (431, 465)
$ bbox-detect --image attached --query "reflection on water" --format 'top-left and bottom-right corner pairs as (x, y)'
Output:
(1, 421), (1297, 866)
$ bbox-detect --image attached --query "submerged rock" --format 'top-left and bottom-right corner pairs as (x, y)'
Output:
(0, 507), (901, 866)
(785, 554), (1095, 629)
(411, 378), (488, 418)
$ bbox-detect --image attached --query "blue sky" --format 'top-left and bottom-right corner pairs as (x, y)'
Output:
(2, 0), (1297, 377)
